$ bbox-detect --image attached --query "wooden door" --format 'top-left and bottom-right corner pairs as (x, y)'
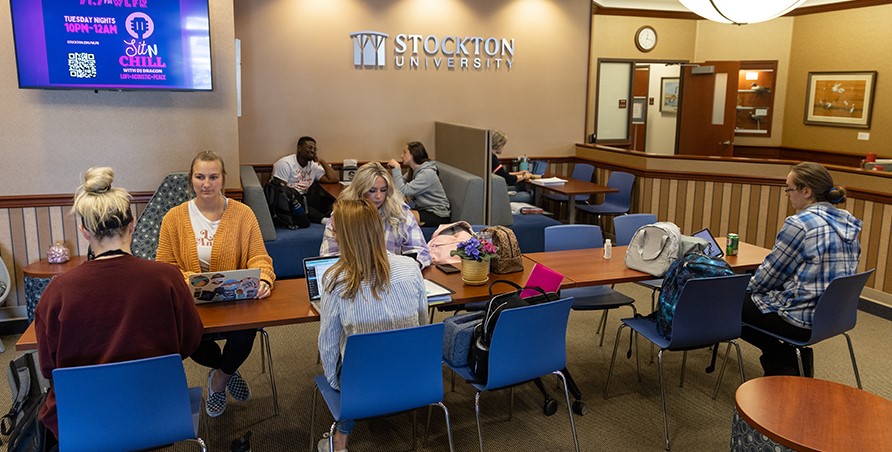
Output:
(676, 61), (740, 157)
(631, 66), (649, 152)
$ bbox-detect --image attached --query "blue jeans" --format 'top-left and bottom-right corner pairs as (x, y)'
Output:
(336, 419), (355, 435)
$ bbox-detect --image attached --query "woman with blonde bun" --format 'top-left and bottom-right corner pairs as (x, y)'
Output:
(35, 167), (203, 445)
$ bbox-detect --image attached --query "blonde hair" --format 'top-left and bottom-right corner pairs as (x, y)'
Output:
(71, 167), (133, 240)
(340, 162), (408, 241)
(490, 129), (508, 151)
(324, 199), (390, 299)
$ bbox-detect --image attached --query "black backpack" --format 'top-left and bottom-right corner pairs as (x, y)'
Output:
(468, 280), (559, 382)
(264, 178), (311, 230)
(1, 352), (49, 452)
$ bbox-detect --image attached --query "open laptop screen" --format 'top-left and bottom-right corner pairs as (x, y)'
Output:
(691, 228), (724, 259)
(303, 256), (340, 301)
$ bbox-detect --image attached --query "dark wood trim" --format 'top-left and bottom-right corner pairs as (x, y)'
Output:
(592, 3), (701, 20)
(785, 0), (892, 16)
(0, 189), (243, 209)
(734, 146), (864, 168)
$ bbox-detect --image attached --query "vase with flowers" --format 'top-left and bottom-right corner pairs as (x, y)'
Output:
(450, 236), (498, 285)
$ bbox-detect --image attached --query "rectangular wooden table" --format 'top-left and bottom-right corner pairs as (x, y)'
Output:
(16, 278), (319, 351)
(530, 177), (618, 224)
(525, 242), (771, 287)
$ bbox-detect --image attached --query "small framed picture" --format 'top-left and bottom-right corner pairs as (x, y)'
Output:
(660, 77), (679, 113)
(804, 71), (877, 128)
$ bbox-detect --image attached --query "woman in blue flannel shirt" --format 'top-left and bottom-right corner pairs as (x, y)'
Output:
(742, 162), (862, 376)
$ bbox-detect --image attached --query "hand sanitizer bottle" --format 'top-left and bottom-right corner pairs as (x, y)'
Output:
(603, 239), (612, 259)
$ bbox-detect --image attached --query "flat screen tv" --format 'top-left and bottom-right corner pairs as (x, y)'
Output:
(10, 0), (212, 91)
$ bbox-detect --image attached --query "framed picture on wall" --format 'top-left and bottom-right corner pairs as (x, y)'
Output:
(660, 77), (679, 113)
(804, 71), (877, 128)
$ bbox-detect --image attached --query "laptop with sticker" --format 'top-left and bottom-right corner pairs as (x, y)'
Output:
(691, 228), (724, 259)
(188, 268), (261, 304)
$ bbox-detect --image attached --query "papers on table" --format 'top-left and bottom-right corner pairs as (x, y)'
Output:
(339, 181), (352, 186)
(529, 177), (567, 186)
(425, 279), (454, 305)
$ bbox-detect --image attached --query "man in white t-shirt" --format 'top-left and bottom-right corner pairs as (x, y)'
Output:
(272, 136), (338, 222)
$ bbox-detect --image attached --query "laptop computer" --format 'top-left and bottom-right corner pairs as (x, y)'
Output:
(691, 228), (724, 259)
(188, 268), (261, 304)
(303, 255), (340, 312)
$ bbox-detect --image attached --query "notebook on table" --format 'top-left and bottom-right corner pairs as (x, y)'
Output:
(189, 268), (261, 304)
(692, 228), (724, 259)
(303, 255), (341, 313)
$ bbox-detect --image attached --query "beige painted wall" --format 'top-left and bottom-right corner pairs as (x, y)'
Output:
(783, 5), (892, 156)
(0, 1), (239, 195)
(693, 19), (795, 148)
(587, 15), (697, 142)
(234, 0), (591, 165)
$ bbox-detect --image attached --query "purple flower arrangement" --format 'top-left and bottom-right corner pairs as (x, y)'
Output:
(450, 237), (498, 262)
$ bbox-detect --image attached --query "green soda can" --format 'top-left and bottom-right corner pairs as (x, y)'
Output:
(726, 233), (739, 256)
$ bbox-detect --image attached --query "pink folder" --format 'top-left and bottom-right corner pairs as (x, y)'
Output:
(520, 264), (565, 298)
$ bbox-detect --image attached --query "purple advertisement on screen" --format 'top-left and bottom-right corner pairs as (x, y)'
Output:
(10, 0), (212, 91)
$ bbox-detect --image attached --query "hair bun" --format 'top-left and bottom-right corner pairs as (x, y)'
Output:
(82, 167), (115, 194)
(827, 186), (847, 204)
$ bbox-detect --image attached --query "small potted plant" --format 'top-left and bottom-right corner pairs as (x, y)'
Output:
(451, 236), (498, 285)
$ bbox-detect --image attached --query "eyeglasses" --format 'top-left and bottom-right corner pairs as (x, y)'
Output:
(783, 186), (801, 193)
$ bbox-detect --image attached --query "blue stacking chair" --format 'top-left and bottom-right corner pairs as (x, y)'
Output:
(743, 269), (873, 389)
(543, 163), (595, 220)
(53, 354), (206, 452)
(604, 274), (751, 451)
(545, 225), (637, 346)
(577, 172), (636, 228)
(309, 323), (454, 452)
(444, 297), (579, 452)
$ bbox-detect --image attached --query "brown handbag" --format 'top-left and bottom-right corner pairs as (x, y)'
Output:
(483, 226), (524, 274)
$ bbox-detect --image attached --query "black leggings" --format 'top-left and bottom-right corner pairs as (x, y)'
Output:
(740, 294), (811, 371)
(417, 209), (450, 227)
(190, 329), (257, 375)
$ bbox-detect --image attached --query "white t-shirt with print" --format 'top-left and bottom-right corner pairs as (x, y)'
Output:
(188, 199), (222, 272)
(272, 154), (325, 194)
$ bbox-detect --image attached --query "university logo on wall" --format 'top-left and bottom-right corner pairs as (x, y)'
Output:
(350, 31), (388, 68)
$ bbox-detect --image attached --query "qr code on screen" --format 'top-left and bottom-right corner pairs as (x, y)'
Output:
(68, 53), (97, 79)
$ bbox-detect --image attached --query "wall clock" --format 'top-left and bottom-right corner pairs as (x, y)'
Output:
(635, 26), (657, 53)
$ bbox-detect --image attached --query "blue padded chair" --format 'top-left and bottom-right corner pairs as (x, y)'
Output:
(131, 172), (191, 260)
(743, 269), (873, 389)
(604, 274), (751, 451)
(543, 163), (595, 220)
(53, 354), (206, 451)
(445, 297), (579, 452)
(544, 225), (637, 346)
(577, 171), (636, 229)
(309, 323), (454, 452)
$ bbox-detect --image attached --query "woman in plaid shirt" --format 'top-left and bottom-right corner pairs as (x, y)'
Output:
(742, 162), (862, 376)
(320, 162), (431, 268)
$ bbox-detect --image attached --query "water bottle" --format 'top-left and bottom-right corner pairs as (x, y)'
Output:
(603, 239), (612, 259)
(519, 155), (529, 172)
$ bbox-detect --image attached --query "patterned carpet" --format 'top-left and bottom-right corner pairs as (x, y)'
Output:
(2, 282), (890, 451)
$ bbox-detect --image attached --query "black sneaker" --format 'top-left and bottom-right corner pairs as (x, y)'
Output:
(227, 370), (251, 402)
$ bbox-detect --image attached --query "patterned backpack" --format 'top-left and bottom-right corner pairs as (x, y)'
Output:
(656, 252), (733, 339)
(483, 226), (523, 274)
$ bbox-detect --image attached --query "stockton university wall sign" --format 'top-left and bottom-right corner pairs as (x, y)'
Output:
(350, 31), (515, 71)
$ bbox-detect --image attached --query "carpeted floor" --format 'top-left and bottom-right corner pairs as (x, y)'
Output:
(2, 282), (890, 451)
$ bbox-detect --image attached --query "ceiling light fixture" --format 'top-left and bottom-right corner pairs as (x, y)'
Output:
(678, 0), (806, 25)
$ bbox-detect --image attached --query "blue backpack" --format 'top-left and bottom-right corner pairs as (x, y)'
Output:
(656, 252), (733, 339)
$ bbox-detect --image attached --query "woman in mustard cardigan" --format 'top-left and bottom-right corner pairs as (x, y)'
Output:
(157, 150), (276, 418)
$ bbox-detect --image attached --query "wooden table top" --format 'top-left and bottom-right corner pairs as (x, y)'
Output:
(319, 181), (346, 200)
(530, 177), (618, 196)
(525, 242), (770, 287)
(422, 256), (576, 306)
(22, 256), (89, 278)
(16, 278), (318, 351)
(735, 376), (892, 452)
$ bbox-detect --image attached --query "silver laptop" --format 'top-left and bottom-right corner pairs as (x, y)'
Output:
(692, 228), (724, 259)
(189, 268), (261, 304)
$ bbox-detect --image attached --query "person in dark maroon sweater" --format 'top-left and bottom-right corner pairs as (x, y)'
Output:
(34, 167), (203, 443)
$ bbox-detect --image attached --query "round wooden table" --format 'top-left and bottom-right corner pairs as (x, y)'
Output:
(22, 256), (87, 321)
(732, 376), (892, 452)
